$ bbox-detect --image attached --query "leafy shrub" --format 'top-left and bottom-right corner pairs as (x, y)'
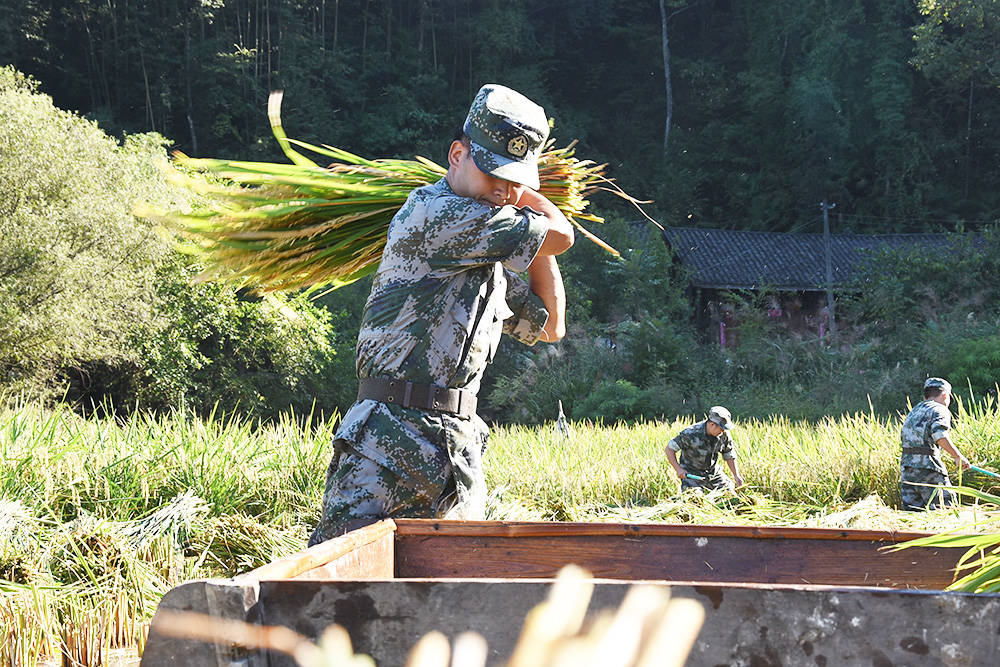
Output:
(119, 256), (345, 418)
(488, 335), (624, 424)
(0, 68), (175, 394)
(574, 379), (641, 423)
(0, 66), (350, 418)
(945, 336), (1000, 399)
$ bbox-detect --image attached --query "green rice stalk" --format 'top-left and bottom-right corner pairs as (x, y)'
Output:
(889, 486), (1000, 592)
(139, 91), (653, 294)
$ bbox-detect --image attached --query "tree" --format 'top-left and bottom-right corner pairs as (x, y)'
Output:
(0, 66), (346, 418)
(912, 0), (1000, 198)
(0, 67), (172, 390)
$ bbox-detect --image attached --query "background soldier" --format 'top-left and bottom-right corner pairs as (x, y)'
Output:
(900, 377), (971, 511)
(665, 406), (745, 491)
(309, 84), (575, 544)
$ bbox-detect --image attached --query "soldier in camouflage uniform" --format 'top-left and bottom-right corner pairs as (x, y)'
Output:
(665, 406), (745, 492)
(900, 377), (971, 511)
(309, 84), (575, 544)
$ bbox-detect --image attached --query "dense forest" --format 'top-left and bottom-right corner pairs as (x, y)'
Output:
(5, 0), (999, 229)
(2, 0), (1000, 423)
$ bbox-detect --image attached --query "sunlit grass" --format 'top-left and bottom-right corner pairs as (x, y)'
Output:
(2, 395), (999, 664)
(0, 399), (334, 666)
(485, 399), (1000, 527)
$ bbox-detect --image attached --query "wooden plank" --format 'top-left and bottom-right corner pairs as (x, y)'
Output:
(238, 519), (396, 581)
(394, 532), (963, 589)
(291, 533), (395, 581)
(392, 518), (943, 542)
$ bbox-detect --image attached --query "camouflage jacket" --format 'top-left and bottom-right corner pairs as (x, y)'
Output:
(900, 400), (951, 474)
(667, 420), (736, 473)
(333, 178), (550, 509)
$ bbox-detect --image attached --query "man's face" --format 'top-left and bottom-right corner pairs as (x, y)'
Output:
(447, 140), (524, 207)
(706, 421), (724, 437)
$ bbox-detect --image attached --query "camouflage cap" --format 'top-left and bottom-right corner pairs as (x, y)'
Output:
(463, 84), (548, 190)
(707, 405), (734, 431)
(924, 377), (952, 394)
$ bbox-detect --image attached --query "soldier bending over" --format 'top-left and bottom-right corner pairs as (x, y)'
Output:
(665, 406), (745, 492)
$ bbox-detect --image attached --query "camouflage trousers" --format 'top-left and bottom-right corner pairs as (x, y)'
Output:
(308, 400), (489, 546)
(900, 467), (956, 511)
(680, 466), (735, 492)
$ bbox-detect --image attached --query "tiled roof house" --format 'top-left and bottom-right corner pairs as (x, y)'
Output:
(662, 226), (957, 291)
(661, 226), (981, 344)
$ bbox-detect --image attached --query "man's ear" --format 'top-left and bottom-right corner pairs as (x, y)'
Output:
(447, 140), (466, 168)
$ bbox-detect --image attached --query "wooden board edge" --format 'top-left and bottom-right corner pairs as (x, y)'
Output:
(391, 518), (944, 543)
(236, 518), (397, 581)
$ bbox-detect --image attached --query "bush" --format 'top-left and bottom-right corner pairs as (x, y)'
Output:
(573, 379), (641, 423)
(488, 335), (622, 424)
(945, 336), (1000, 400)
(120, 256), (346, 418)
(0, 67), (173, 394)
(0, 66), (350, 418)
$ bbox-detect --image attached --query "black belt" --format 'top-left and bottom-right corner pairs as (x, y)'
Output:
(357, 377), (477, 419)
(902, 446), (935, 455)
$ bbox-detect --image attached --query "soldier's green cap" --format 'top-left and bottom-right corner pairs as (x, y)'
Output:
(924, 377), (952, 394)
(463, 84), (549, 191)
(707, 405), (734, 431)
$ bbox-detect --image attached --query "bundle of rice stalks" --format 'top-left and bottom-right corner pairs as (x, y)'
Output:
(48, 516), (132, 587)
(59, 598), (109, 667)
(139, 92), (654, 294)
(119, 490), (209, 552)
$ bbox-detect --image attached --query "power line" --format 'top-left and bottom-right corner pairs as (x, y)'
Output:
(837, 212), (998, 226)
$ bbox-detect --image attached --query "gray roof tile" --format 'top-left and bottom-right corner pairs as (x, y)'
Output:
(662, 226), (966, 290)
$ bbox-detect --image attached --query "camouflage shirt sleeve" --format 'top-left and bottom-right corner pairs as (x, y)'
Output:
(424, 196), (548, 273)
(670, 430), (692, 452)
(928, 404), (951, 443)
(718, 433), (736, 461)
(501, 268), (549, 345)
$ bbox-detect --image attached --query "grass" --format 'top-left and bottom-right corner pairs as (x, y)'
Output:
(485, 403), (1000, 525)
(1, 396), (999, 664)
(0, 400), (333, 666)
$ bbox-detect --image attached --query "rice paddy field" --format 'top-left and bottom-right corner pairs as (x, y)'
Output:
(3, 397), (1000, 665)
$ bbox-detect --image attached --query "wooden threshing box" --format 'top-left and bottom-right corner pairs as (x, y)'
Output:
(142, 519), (1000, 666)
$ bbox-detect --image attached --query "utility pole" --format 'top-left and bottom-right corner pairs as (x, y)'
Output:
(820, 200), (837, 343)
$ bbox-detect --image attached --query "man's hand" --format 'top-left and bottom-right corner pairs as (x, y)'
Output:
(725, 458), (743, 489)
(938, 437), (971, 471)
(665, 447), (686, 480)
